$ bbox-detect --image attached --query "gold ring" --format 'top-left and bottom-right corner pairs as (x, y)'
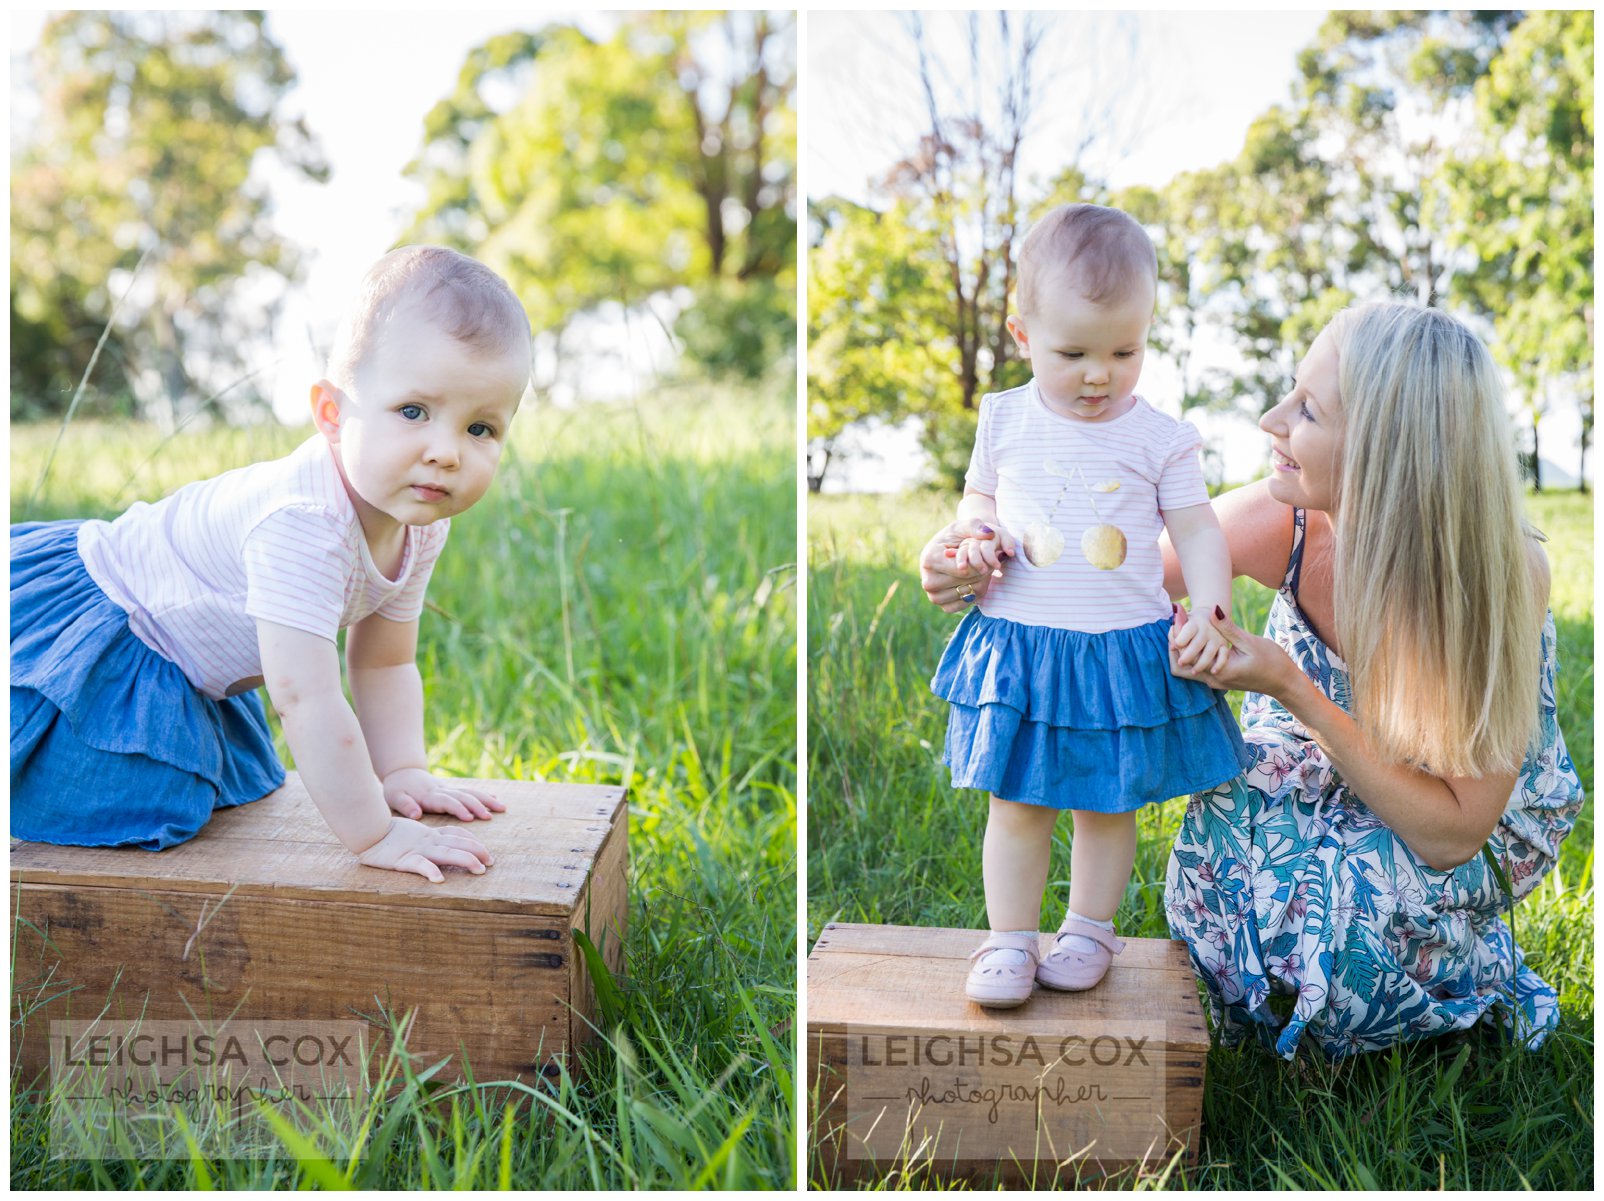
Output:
(957, 583), (976, 601)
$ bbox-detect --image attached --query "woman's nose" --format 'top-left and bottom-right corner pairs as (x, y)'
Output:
(1260, 395), (1289, 435)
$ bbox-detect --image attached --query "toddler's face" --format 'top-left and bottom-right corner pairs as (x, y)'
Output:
(328, 303), (528, 533)
(1007, 277), (1152, 422)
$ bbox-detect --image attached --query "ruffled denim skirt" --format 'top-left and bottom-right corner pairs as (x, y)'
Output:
(931, 610), (1250, 812)
(10, 521), (285, 850)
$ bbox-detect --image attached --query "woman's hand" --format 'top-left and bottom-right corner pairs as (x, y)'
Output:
(382, 767), (504, 821)
(1169, 604), (1298, 697)
(357, 816), (495, 883)
(919, 518), (1014, 613)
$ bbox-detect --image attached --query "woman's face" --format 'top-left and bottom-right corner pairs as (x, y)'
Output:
(1260, 326), (1344, 512)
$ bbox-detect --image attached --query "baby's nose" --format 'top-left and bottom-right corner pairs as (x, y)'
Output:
(425, 434), (459, 465)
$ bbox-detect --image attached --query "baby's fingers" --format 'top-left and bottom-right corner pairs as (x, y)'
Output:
(397, 851), (446, 884)
(442, 787), (498, 820)
(390, 791), (424, 819)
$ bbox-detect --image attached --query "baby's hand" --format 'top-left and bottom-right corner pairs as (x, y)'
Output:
(952, 523), (1017, 575)
(382, 768), (505, 822)
(357, 817), (493, 883)
(1170, 607), (1234, 675)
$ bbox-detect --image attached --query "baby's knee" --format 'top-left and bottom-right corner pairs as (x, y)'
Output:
(988, 795), (1060, 834)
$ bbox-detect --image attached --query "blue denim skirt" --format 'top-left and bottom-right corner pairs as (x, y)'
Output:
(931, 610), (1251, 812)
(10, 521), (285, 850)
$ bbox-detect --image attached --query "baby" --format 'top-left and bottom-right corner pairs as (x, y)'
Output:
(930, 204), (1250, 1005)
(11, 245), (531, 882)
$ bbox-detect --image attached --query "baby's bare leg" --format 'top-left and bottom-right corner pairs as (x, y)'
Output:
(983, 795), (1061, 929)
(1066, 809), (1138, 921)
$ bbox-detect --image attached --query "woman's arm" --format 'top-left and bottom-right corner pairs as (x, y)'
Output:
(1173, 538), (1551, 871)
(1266, 648), (1518, 871)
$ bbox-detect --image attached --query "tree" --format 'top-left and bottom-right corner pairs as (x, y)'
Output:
(10, 11), (328, 425)
(806, 197), (956, 491)
(403, 13), (795, 379)
(1448, 11), (1594, 490)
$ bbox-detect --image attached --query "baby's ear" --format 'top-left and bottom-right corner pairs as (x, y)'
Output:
(309, 380), (344, 441)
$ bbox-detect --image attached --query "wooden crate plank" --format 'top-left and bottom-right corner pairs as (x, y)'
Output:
(10, 775), (626, 916)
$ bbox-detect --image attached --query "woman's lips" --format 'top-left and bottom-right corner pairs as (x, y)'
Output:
(1271, 446), (1300, 471)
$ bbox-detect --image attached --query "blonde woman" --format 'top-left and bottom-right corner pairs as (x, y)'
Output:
(919, 301), (1583, 1056)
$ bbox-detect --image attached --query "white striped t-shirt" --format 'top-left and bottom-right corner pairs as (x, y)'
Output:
(76, 435), (449, 699)
(966, 382), (1210, 633)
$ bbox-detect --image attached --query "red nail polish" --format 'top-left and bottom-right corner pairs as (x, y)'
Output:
(1214, 605), (1225, 620)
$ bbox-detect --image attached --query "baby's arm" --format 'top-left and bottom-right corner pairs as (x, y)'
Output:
(345, 613), (506, 822)
(256, 619), (492, 881)
(953, 488), (1016, 574)
(1162, 503), (1234, 675)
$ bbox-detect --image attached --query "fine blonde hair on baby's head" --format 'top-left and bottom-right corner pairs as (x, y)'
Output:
(1331, 300), (1540, 777)
(1015, 204), (1157, 316)
(326, 245), (532, 391)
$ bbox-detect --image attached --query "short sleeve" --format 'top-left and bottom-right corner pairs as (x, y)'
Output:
(965, 394), (998, 494)
(374, 519), (450, 623)
(241, 505), (352, 641)
(1156, 420), (1210, 511)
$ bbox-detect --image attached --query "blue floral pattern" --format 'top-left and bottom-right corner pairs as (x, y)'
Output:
(1165, 509), (1583, 1058)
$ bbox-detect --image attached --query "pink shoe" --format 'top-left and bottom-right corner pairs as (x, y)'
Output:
(965, 931), (1042, 1008)
(1035, 918), (1126, 991)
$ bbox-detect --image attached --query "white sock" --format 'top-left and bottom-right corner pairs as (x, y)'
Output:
(1056, 909), (1114, 955)
(981, 929), (1040, 967)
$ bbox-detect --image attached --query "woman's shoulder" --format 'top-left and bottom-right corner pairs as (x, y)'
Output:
(1525, 529), (1551, 613)
(1213, 478), (1298, 590)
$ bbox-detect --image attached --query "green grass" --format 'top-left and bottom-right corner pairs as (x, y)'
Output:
(10, 375), (797, 1188)
(806, 487), (1593, 1190)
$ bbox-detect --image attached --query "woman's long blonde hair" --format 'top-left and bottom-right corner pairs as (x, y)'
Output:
(1332, 301), (1540, 777)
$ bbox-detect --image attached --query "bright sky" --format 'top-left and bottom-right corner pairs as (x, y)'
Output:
(809, 11), (1330, 202)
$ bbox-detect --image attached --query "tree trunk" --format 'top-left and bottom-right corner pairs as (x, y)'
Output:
(1530, 411), (1542, 492)
(807, 440), (831, 493)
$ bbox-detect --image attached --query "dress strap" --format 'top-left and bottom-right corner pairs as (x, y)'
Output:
(1281, 508), (1307, 594)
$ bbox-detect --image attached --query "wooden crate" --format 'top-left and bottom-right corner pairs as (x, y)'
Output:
(11, 773), (627, 1091)
(808, 923), (1208, 1187)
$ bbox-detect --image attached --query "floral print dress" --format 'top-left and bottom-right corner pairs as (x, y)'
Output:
(1165, 509), (1584, 1058)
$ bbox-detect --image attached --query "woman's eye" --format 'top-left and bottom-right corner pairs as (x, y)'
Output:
(399, 403), (425, 421)
(468, 422), (495, 438)
(1299, 400), (1314, 421)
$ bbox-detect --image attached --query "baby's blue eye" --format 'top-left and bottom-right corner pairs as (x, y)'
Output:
(1060, 352), (1083, 360)
(468, 422), (495, 438)
(1116, 350), (1137, 358)
(399, 403), (425, 421)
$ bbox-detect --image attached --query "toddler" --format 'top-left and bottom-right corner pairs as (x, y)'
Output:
(11, 245), (532, 882)
(930, 204), (1250, 1005)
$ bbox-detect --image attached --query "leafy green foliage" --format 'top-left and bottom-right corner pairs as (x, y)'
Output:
(403, 13), (796, 380)
(813, 13), (1593, 488)
(9, 11), (327, 425)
